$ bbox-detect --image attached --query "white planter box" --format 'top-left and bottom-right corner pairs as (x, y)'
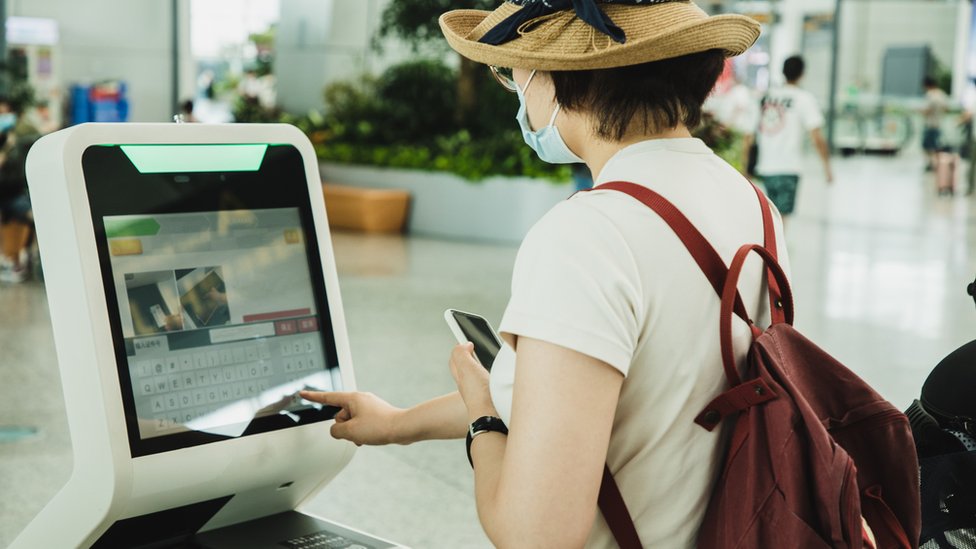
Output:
(319, 162), (574, 243)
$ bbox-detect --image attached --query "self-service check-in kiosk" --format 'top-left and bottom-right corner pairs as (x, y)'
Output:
(14, 123), (404, 549)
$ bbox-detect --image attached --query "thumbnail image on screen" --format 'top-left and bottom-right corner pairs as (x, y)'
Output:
(126, 270), (184, 335)
(177, 267), (230, 329)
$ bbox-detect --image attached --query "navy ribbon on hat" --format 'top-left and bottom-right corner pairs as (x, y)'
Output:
(478, 0), (680, 46)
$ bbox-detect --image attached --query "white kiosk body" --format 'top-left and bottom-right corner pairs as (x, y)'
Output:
(14, 123), (401, 549)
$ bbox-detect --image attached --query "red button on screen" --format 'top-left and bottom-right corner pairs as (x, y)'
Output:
(298, 317), (318, 333)
(275, 320), (298, 336)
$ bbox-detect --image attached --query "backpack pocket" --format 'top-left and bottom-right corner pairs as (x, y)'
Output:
(863, 485), (913, 549)
(740, 488), (832, 549)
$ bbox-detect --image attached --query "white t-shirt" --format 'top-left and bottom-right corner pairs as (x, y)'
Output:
(924, 87), (950, 129)
(711, 83), (761, 135)
(755, 84), (824, 176)
(489, 138), (790, 548)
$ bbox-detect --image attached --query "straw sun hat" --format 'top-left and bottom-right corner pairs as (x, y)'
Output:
(439, 0), (761, 71)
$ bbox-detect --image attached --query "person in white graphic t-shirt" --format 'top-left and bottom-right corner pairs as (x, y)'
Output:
(746, 55), (833, 219)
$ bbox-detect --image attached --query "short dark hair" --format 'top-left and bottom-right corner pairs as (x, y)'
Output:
(550, 49), (726, 141)
(783, 56), (805, 82)
(923, 77), (937, 88)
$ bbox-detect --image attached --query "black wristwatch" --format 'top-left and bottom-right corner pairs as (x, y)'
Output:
(466, 415), (508, 467)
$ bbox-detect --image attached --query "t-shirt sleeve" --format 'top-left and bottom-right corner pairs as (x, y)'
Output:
(799, 92), (825, 131)
(499, 197), (643, 376)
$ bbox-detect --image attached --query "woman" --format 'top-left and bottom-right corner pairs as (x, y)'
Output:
(301, 1), (787, 546)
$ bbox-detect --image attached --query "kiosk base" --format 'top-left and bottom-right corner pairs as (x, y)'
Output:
(195, 511), (398, 549)
(90, 503), (400, 549)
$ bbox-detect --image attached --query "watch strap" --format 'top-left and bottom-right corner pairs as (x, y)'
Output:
(466, 416), (508, 467)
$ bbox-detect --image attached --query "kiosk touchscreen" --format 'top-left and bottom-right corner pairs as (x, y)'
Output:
(14, 124), (402, 548)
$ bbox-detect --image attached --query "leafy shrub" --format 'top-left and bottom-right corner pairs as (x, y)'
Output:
(375, 60), (459, 142)
(315, 58), (740, 182)
(321, 76), (387, 145)
(317, 129), (571, 181)
(375, 0), (497, 51)
(320, 59), (568, 181)
(465, 68), (520, 137)
(694, 112), (742, 169)
(233, 96), (282, 124)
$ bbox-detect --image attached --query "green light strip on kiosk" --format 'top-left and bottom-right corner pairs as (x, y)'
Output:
(119, 144), (268, 173)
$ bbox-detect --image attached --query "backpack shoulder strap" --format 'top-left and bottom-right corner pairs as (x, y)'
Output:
(583, 180), (787, 549)
(594, 181), (755, 328)
(594, 181), (786, 326)
(598, 464), (643, 549)
(748, 182), (786, 324)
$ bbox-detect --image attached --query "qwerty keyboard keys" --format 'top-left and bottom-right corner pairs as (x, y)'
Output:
(131, 334), (326, 430)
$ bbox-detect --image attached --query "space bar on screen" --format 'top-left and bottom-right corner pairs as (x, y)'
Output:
(209, 322), (275, 344)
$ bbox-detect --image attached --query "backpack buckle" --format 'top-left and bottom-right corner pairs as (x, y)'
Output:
(695, 378), (778, 431)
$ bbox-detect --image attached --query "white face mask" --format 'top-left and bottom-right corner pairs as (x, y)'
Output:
(515, 70), (583, 164)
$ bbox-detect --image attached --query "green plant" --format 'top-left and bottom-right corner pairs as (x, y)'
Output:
(248, 24), (276, 77)
(322, 75), (387, 144)
(932, 57), (952, 95)
(694, 112), (736, 153)
(321, 1), (566, 180)
(315, 58), (744, 181)
(375, 0), (498, 125)
(316, 129), (571, 182)
(374, 60), (460, 142)
(232, 96), (282, 124)
(0, 49), (35, 113)
(317, 58), (566, 181)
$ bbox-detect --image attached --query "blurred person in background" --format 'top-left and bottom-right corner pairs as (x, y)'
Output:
(0, 98), (41, 283)
(28, 101), (59, 135)
(747, 55), (832, 221)
(922, 76), (950, 173)
(707, 65), (760, 178)
(710, 65), (760, 138)
(180, 99), (199, 123)
(958, 78), (976, 195)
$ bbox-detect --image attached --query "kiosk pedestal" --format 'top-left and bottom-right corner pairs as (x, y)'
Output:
(94, 508), (390, 549)
(13, 124), (404, 549)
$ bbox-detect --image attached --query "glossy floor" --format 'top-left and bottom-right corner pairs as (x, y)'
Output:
(2, 152), (974, 548)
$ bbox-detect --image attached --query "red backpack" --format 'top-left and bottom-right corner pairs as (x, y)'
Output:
(593, 181), (921, 548)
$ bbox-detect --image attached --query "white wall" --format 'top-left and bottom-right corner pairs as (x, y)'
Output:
(7, 0), (194, 123)
(952, 0), (971, 100)
(767, 0), (809, 80)
(276, 0), (339, 113)
(837, 1), (957, 97)
(275, 0), (427, 113)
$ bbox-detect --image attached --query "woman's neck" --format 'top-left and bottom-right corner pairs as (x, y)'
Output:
(577, 124), (693, 182)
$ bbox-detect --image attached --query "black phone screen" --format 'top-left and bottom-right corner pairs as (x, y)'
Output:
(451, 311), (502, 371)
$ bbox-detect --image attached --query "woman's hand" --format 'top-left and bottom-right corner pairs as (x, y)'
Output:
(299, 390), (406, 446)
(449, 342), (497, 421)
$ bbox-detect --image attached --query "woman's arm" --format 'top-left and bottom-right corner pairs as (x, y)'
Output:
(450, 337), (624, 548)
(398, 391), (469, 443)
(299, 390), (468, 445)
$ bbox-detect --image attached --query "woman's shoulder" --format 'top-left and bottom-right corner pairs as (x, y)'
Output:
(524, 194), (623, 243)
(514, 194), (643, 268)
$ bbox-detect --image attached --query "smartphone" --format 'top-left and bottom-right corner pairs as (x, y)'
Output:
(444, 309), (504, 371)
